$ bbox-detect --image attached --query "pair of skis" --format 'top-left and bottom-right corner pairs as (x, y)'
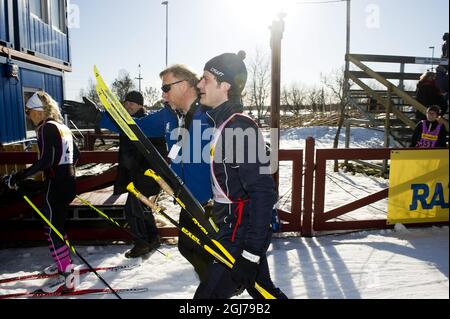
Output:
(0, 264), (145, 299)
(0, 288), (148, 299)
(0, 264), (139, 285)
(94, 66), (275, 299)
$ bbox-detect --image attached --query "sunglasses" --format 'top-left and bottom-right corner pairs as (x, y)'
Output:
(161, 80), (185, 93)
(25, 108), (31, 116)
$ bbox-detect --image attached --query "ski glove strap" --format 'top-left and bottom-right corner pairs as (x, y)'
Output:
(231, 254), (260, 289)
(242, 250), (261, 264)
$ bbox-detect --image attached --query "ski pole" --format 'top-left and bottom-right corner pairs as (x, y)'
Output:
(126, 183), (236, 270)
(93, 67), (273, 298)
(144, 169), (235, 265)
(75, 195), (169, 258)
(145, 169), (219, 232)
(22, 195), (122, 299)
(127, 183), (275, 299)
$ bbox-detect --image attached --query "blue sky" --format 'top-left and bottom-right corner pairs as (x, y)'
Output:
(65, 0), (449, 100)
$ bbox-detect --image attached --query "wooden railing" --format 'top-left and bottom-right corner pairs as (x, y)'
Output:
(347, 54), (449, 131)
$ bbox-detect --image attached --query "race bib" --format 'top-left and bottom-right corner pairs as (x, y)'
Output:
(168, 144), (181, 160)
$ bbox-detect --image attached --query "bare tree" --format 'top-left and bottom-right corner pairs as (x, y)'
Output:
(307, 87), (321, 113)
(79, 78), (100, 105)
(143, 86), (161, 107)
(318, 88), (327, 113)
(321, 67), (347, 110)
(111, 70), (136, 104)
(281, 84), (307, 116)
(321, 67), (350, 171)
(281, 86), (290, 115)
(245, 49), (271, 125)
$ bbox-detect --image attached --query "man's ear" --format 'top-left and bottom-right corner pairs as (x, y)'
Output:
(220, 81), (231, 92)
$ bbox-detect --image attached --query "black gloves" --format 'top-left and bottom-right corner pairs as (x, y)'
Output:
(3, 173), (19, 190)
(231, 254), (260, 289)
(62, 97), (103, 127)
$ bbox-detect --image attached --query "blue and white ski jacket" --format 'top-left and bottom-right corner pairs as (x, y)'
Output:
(100, 101), (213, 204)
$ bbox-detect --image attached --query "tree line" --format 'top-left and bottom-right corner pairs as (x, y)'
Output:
(78, 70), (162, 111)
(78, 49), (348, 120)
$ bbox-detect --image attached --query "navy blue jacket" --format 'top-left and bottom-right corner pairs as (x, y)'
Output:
(113, 108), (167, 196)
(207, 101), (277, 257)
(100, 101), (213, 204)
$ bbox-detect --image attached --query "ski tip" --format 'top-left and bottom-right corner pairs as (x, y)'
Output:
(93, 65), (99, 76)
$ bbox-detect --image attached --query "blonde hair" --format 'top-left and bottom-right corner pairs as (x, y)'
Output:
(35, 91), (64, 123)
(159, 64), (200, 90)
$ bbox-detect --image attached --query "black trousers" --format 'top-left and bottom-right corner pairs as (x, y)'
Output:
(178, 208), (214, 282)
(42, 177), (76, 272)
(193, 243), (287, 299)
(124, 194), (159, 244)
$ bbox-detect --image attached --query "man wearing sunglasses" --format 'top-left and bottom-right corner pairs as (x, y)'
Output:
(97, 65), (214, 282)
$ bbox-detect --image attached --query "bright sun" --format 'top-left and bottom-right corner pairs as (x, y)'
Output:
(227, 0), (297, 27)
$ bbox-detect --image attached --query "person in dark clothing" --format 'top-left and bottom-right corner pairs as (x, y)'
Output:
(415, 71), (447, 121)
(65, 66), (215, 280)
(368, 97), (378, 112)
(411, 105), (448, 148)
(435, 65), (449, 115)
(117, 91), (167, 258)
(99, 67), (215, 278)
(442, 32), (449, 59)
(6, 91), (79, 293)
(194, 51), (287, 299)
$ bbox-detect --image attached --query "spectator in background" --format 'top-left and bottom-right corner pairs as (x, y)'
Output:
(415, 71), (447, 121)
(114, 91), (166, 258)
(441, 32), (449, 59)
(411, 105), (448, 148)
(368, 97), (378, 112)
(435, 65), (449, 116)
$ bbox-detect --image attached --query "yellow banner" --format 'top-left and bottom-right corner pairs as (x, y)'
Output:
(387, 150), (449, 224)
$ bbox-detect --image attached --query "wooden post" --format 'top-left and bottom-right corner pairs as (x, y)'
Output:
(398, 62), (405, 112)
(344, 0), (351, 97)
(302, 137), (315, 237)
(270, 14), (285, 189)
(345, 120), (351, 149)
(399, 63), (405, 91)
(344, 119), (351, 167)
(383, 89), (391, 176)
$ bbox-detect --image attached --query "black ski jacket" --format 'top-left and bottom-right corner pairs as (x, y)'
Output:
(206, 101), (277, 257)
(114, 108), (168, 196)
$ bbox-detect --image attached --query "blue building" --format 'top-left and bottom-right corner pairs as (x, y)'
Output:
(0, 0), (71, 144)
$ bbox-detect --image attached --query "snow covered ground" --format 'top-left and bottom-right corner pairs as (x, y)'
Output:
(0, 226), (447, 299)
(0, 127), (448, 299)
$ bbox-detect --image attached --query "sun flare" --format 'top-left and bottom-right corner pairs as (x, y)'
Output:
(226, 0), (297, 28)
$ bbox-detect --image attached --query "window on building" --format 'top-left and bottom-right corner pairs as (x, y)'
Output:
(50, 0), (65, 32)
(29, 0), (42, 17)
(29, 0), (49, 23)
